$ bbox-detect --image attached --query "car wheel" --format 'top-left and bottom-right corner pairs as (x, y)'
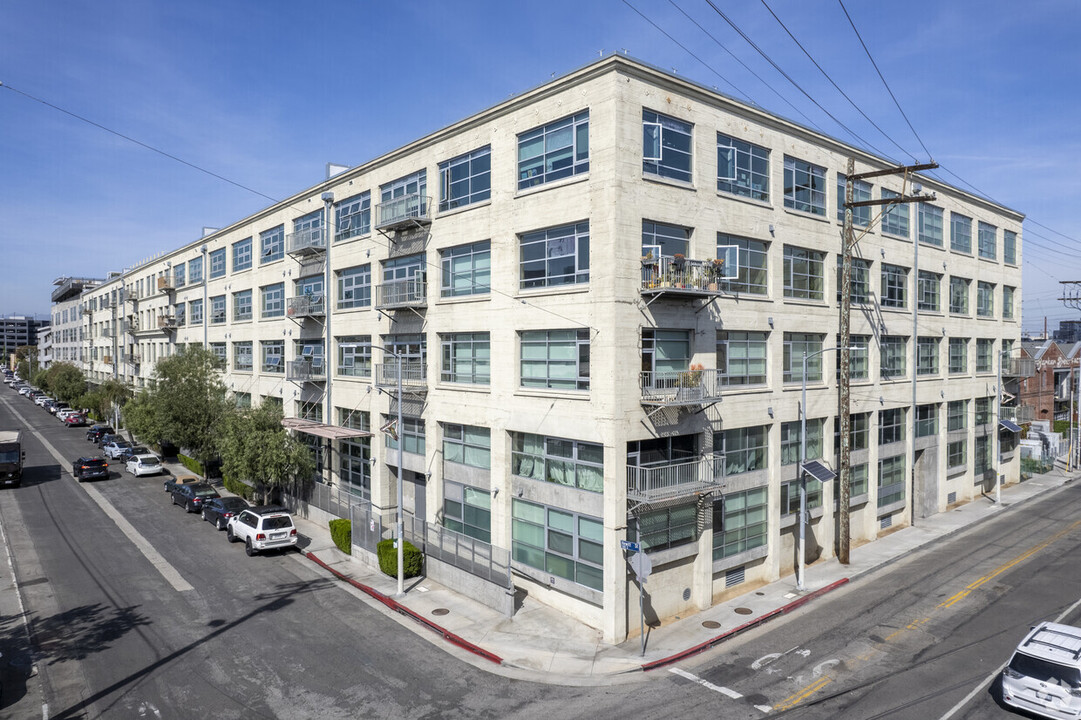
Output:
(186, 500), (195, 513)
(217, 517), (225, 531)
(227, 527), (236, 543)
(171, 494), (177, 506)
(245, 538), (255, 557)
(201, 509), (208, 521)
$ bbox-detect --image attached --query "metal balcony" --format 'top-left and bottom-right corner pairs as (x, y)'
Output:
(375, 278), (427, 310)
(103, 355), (113, 365)
(1001, 405), (1034, 424)
(640, 368), (723, 407)
(374, 362), (427, 393)
(286, 227), (327, 256)
(286, 295), (325, 319)
(125, 288), (140, 303)
(1003, 357), (1036, 378)
(286, 359), (326, 383)
(627, 454), (724, 504)
(123, 319), (139, 334)
(157, 315), (178, 330)
(375, 193), (431, 232)
(157, 275), (175, 292)
(641, 257), (727, 299)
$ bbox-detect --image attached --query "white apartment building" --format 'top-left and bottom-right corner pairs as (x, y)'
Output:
(77, 55), (1024, 642)
(48, 276), (101, 369)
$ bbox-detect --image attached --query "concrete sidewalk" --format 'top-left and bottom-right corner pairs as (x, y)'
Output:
(169, 461), (1078, 686)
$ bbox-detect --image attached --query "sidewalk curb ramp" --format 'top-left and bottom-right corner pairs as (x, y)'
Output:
(305, 552), (504, 666)
(640, 578), (850, 672)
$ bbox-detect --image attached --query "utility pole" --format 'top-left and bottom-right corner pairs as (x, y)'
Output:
(839, 159), (937, 564)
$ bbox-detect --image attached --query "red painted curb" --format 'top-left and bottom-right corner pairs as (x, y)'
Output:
(642, 578), (850, 672)
(305, 552), (503, 665)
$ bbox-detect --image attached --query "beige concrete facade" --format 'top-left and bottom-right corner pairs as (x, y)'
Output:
(71, 56), (1023, 643)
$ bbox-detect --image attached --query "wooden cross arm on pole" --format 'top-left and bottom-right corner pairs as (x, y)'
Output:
(846, 193), (936, 208)
(850, 162), (939, 181)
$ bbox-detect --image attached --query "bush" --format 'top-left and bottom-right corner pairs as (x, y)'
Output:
(377, 538), (422, 578)
(178, 453), (203, 476)
(222, 473), (255, 501)
(329, 519), (351, 555)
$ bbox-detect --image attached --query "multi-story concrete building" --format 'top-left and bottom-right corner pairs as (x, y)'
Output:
(48, 276), (101, 369)
(75, 55), (1025, 642)
(1, 314), (48, 358)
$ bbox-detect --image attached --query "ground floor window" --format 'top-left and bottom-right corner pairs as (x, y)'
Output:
(512, 499), (603, 591)
(712, 487), (767, 560)
(780, 477), (822, 516)
(630, 503), (697, 552)
(444, 482), (491, 543)
(877, 455), (905, 507)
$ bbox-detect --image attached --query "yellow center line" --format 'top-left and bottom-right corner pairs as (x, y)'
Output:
(774, 519), (1081, 711)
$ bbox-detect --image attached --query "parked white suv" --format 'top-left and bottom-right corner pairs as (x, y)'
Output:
(226, 506), (299, 556)
(1002, 621), (1081, 718)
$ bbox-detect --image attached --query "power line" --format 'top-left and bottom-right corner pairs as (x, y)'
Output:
(758, 0), (914, 163)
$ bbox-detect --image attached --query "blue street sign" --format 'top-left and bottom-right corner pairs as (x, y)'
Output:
(620, 540), (641, 553)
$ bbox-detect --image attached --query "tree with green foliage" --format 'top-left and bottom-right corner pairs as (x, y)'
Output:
(76, 379), (130, 424)
(219, 400), (314, 504)
(36, 362), (87, 403)
(123, 346), (229, 467)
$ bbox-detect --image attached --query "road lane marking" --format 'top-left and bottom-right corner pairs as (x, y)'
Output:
(669, 667), (744, 699)
(2, 397), (193, 592)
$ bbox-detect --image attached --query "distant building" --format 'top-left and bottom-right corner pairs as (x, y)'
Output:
(1, 315), (49, 354)
(1054, 320), (1081, 344)
(1018, 340), (1081, 422)
(48, 276), (102, 369)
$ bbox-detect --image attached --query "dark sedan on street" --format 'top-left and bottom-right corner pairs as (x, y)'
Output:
(201, 496), (251, 530)
(86, 425), (114, 443)
(170, 482), (220, 513)
(73, 457), (110, 482)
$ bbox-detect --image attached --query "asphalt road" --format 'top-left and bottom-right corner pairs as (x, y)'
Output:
(2, 387), (1079, 720)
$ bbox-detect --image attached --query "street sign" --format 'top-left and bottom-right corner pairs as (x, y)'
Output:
(629, 551), (652, 583)
(620, 540), (641, 553)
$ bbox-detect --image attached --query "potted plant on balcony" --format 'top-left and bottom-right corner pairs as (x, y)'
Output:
(677, 363), (705, 401)
(672, 254), (687, 288)
(706, 258), (727, 291)
(641, 251), (659, 288)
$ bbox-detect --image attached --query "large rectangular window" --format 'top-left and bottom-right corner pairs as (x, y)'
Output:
(716, 133), (769, 201)
(232, 290), (252, 321)
(337, 265), (371, 310)
(781, 477), (821, 516)
(978, 221), (997, 260)
(444, 482), (491, 543)
(717, 331), (768, 386)
(976, 339), (994, 373)
(951, 212), (972, 253)
(511, 433), (603, 493)
(189, 298), (203, 324)
(189, 256), (204, 284)
(443, 424), (491, 469)
(881, 264), (908, 309)
(949, 277), (970, 315)
(975, 436), (991, 475)
(1003, 286), (1015, 320)
(879, 408), (905, 445)
(261, 282), (284, 318)
(712, 488), (768, 560)
(916, 404), (938, 438)
(209, 248), (226, 278)
(836, 256), (870, 304)
(260, 225), (284, 264)
(261, 340), (283, 373)
(834, 412), (871, 451)
(880, 336), (907, 379)
(715, 425), (769, 475)
(783, 156), (827, 216)
(947, 440), (967, 469)
(519, 222), (589, 289)
(783, 333), (824, 384)
(917, 337), (939, 376)
(335, 192), (371, 241)
(520, 329), (589, 391)
(441, 332), (490, 385)
(336, 336), (371, 378)
(975, 397), (993, 426)
(783, 246), (825, 300)
(881, 189), (909, 237)
(232, 237), (252, 272)
(642, 220), (689, 258)
(233, 341), (252, 371)
(949, 338), (969, 375)
(518, 111), (589, 189)
(917, 271), (940, 312)
(441, 241), (490, 297)
(384, 416), (425, 455)
(1003, 230), (1018, 265)
(781, 418), (824, 465)
(977, 282), (995, 317)
(439, 146), (491, 211)
(209, 295), (226, 324)
(643, 109), (692, 183)
(878, 455), (906, 507)
(918, 203), (944, 246)
(948, 400), (968, 431)
(512, 499), (602, 591)
(719, 234), (768, 296)
(339, 411), (371, 498)
(174, 263), (186, 288)
(633, 503), (698, 552)
(837, 174), (871, 226)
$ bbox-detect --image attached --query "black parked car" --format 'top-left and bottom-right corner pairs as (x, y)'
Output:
(118, 445), (153, 464)
(201, 496), (251, 530)
(73, 457), (109, 482)
(170, 482), (220, 513)
(86, 425), (114, 443)
(96, 432), (122, 449)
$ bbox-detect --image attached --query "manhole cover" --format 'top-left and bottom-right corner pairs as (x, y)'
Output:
(702, 620), (722, 629)
(734, 607), (753, 615)
(431, 608), (450, 616)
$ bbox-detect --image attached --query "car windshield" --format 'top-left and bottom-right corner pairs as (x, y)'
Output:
(223, 498), (248, 510)
(193, 488), (219, 498)
(131, 447), (149, 454)
(141, 457), (160, 466)
(1009, 653), (1081, 688)
(263, 516), (293, 530)
(0, 451), (19, 464)
(116, 441), (131, 448)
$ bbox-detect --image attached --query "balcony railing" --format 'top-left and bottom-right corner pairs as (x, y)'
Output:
(129, 353), (142, 365)
(375, 278), (426, 309)
(375, 362), (428, 392)
(157, 275), (175, 292)
(286, 227), (327, 256)
(641, 256), (727, 297)
(286, 359), (326, 383)
(157, 315), (178, 330)
(101, 327), (114, 338)
(1001, 405), (1035, 424)
(103, 355), (113, 365)
(640, 368), (723, 406)
(286, 295), (325, 319)
(1003, 357), (1036, 378)
(125, 288), (140, 302)
(627, 454), (723, 504)
(123, 319), (139, 334)
(375, 193), (431, 231)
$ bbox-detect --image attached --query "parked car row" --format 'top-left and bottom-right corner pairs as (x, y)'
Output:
(80, 425), (164, 478)
(164, 476), (298, 557)
(6, 375), (88, 426)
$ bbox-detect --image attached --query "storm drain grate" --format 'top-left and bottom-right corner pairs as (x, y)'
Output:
(947, 491), (957, 504)
(880, 514), (892, 530)
(726, 566), (745, 588)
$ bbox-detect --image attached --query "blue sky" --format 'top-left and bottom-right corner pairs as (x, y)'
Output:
(2, 1), (1078, 334)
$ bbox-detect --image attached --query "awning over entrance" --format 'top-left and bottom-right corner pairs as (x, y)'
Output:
(999, 419), (1023, 433)
(281, 417), (373, 440)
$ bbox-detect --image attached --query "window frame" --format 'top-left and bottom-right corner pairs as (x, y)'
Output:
(783, 156), (827, 216)
(439, 145), (492, 211)
(519, 222), (589, 290)
(335, 192), (371, 241)
(440, 332), (491, 385)
(950, 212), (972, 254)
(441, 241), (491, 298)
(520, 329), (590, 391)
(517, 110), (589, 190)
(716, 133), (769, 201)
(260, 225), (285, 264)
(643, 109), (693, 183)
(232, 237), (252, 272)
(783, 245), (825, 301)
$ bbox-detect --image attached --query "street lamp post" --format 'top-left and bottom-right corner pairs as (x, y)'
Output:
(372, 342), (406, 596)
(799, 345), (857, 592)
